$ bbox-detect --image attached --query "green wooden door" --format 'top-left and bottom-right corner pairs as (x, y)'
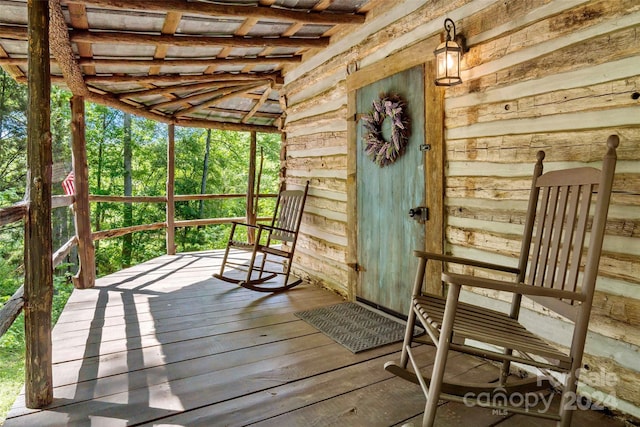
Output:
(356, 65), (425, 316)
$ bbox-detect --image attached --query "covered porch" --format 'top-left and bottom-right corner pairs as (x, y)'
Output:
(3, 250), (625, 427)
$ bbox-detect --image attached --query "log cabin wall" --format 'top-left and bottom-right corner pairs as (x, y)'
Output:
(281, 0), (640, 419)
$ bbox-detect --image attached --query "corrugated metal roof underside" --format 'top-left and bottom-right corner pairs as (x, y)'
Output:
(0, 0), (371, 132)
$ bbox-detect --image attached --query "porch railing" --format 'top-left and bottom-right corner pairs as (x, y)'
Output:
(0, 191), (275, 339)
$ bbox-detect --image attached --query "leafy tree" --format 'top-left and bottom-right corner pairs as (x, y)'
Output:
(0, 69), (28, 202)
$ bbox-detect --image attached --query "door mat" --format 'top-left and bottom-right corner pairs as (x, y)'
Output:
(295, 302), (422, 353)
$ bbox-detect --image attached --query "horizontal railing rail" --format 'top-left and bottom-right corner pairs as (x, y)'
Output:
(0, 191), (277, 339)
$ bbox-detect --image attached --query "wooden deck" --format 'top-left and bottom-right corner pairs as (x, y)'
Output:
(4, 250), (626, 426)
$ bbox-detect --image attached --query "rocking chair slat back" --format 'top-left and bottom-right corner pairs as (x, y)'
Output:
(272, 189), (306, 242)
(214, 181), (309, 292)
(384, 136), (619, 427)
(525, 149), (616, 320)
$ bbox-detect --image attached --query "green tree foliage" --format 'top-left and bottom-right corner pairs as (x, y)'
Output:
(0, 67), (282, 422)
(0, 69), (28, 202)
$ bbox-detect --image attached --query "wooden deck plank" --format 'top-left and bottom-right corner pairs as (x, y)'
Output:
(139, 344), (438, 426)
(8, 340), (402, 426)
(4, 250), (628, 427)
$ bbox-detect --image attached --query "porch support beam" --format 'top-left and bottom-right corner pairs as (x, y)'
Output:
(70, 95), (96, 289)
(247, 131), (257, 243)
(166, 124), (176, 255)
(24, 0), (53, 408)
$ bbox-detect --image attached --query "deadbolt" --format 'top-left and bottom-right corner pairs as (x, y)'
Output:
(409, 206), (429, 222)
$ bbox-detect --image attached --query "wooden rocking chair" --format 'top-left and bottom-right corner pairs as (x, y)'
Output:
(384, 136), (619, 426)
(214, 181), (309, 292)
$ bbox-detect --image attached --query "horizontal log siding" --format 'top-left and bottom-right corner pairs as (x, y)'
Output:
(283, 0), (640, 417)
(445, 0), (640, 415)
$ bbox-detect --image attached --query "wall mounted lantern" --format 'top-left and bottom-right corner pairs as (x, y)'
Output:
(434, 18), (464, 86)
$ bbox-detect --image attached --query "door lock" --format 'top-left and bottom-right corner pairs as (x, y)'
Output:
(409, 206), (429, 222)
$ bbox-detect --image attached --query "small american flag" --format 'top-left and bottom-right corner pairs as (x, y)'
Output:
(62, 171), (75, 196)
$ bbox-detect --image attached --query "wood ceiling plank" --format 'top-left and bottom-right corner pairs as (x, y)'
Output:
(85, 72), (282, 84)
(67, 3), (95, 75)
(74, 56), (302, 67)
(205, 16), (258, 74)
(0, 24), (28, 40)
(150, 11), (182, 76)
(61, 0), (366, 25)
(0, 45), (24, 79)
(69, 30), (330, 49)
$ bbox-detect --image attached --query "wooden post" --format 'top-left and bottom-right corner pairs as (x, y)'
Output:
(246, 131), (257, 243)
(70, 95), (96, 289)
(24, 0), (53, 408)
(166, 124), (176, 255)
(424, 61), (445, 296)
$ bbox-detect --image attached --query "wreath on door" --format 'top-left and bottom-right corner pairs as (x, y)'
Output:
(362, 93), (410, 167)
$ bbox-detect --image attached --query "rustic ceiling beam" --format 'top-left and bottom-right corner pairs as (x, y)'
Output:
(174, 117), (279, 133)
(84, 72), (283, 85)
(0, 45), (24, 79)
(67, 2), (95, 75)
(63, 0), (366, 25)
(174, 82), (267, 117)
(151, 81), (265, 110)
(69, 30), (330, 49)
(242, 83), (272, 124)
(1, 56), (301, 68)
(117, 79), (260, 99)
(150, 11), (182, 76)
(81, 56), (302, 67)
(205, 105), (280, 119)
(0, 24), (28, 40)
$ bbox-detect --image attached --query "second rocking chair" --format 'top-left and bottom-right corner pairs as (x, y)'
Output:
(385, 136), (619, 426)
(214, 181), (309, 292)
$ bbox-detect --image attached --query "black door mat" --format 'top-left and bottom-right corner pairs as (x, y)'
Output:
(295, 302), (422, 353)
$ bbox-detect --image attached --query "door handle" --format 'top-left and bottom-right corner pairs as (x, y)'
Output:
(409, 206), (428, 222)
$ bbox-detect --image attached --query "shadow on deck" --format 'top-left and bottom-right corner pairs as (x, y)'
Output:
(4, 251), (626, 426)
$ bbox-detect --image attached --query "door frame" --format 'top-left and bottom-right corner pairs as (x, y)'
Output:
(346, 35), (445, 301)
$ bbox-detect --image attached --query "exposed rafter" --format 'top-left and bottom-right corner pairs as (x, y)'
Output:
(62, 0), (366, 25)
(0, 56), (303, 67)
(150, 81), (266, 111)
(117, 80), (260, 100)
(1, 0), (372, 132)
(174, 82), (267, 117)
(69, 30), (331, 49)
(84, 72), (282, 85)
(242, 82), (273, 124)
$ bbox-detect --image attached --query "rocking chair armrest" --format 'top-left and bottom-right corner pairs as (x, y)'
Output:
(441, 272), (586, 302)
(231, 221), (259, 229)
(257, 224), (294, 234)
(414, 250), (520, 275)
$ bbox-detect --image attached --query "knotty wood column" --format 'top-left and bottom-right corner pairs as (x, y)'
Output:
(166, 124), (176, 255)
(246, 131), (257, 243)
(24, 0), (53, 408)
(70, 95), (96, 289)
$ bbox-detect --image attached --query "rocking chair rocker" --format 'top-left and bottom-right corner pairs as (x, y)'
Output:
(384, 136), (619, 426)
(214, 181), (309, 292)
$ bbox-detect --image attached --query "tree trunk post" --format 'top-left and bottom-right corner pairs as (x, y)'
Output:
(122, 113), (133, 267)
(70, 95), (95, 289)
(246, 131), (257, 243)
(24, 0), (53, 408)
(166, 124), (176, 255)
